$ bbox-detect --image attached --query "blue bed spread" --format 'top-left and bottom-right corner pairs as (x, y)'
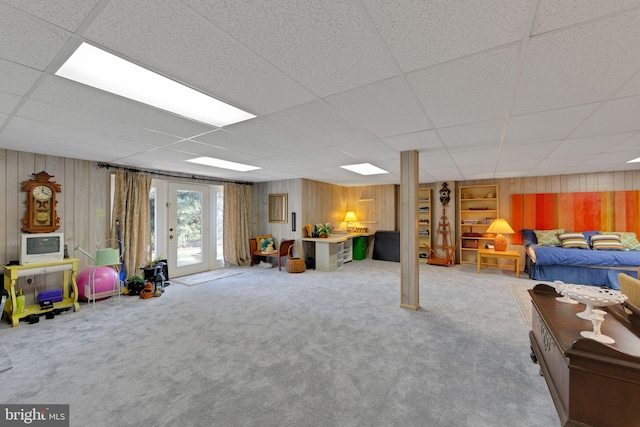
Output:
(521, 228), (640, 289)
(532, 245), (640, 268)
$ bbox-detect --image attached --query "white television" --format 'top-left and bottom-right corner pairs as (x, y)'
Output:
(20, 232), (65, 265)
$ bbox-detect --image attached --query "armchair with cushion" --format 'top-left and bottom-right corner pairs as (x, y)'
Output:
(249, 237), (295, 271)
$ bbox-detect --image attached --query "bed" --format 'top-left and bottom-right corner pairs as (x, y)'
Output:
(522, 229), (640, 290)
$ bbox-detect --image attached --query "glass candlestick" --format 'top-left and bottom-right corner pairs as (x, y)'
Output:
(580, 309), (615, 344)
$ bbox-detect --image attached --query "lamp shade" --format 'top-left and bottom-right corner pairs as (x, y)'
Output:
(344, 211), (358, 222)
(486, 218), (514, 235)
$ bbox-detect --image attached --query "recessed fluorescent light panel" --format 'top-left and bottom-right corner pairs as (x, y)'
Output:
(187, 157), (260, 172)
(340, 163), (389, 175)
(55, 42), (255, 127)
(628, 157), (640, 163)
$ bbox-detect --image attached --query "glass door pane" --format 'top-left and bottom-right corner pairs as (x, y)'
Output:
(168, 183), (210, 277)
(176, 189), (202, 267)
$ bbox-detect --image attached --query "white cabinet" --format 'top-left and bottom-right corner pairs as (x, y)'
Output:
(342, 238), (353, 263)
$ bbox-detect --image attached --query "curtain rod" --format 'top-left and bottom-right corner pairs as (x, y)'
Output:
(98, 163), (253, 186)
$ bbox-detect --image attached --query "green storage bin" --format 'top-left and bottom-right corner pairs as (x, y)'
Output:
(353, 236), (367, 260)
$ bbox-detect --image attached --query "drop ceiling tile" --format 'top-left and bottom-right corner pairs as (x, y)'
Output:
(338, 140), (399, 163)
(31, 77), (216, 138)
(579, 150), (640, 166)
(120, 148), (202, 164)
(532, 0), (640, 35)
(499, 141), (558, 162)
(224, 117), (328, 152)
(268, 151), (334, 170)
(571, 95), (640, 137)
(117, 150), (262, 182)
(605, 132), (640, 152)
(306, 169), (379, 186)
(494, 159), (534, 176)
(418, 171), (437, 184)
(419, 152), (456, 169)
(504, 104), (598, 145)
(192, 130), (289, 158)
(362, 0), (529, 72)
(267, 100), (375, 146)
(184, 0), (397, 97)
(407, 43), (520, 128)
(0, 128), (138, 161)
(457, 163), (499, 180)
(382, 130), (443, 153)
(17, 99), (182, 147)
(450, 147), (500, 166)
(514, 10), (640, 115)
(0, 113), (7, 127)
(302, 148), (359, 167)
(0, 59), (42, 96)
(165, 141), (242, 161)
(324, 76), (430, 138)
(427, 167), (464, 182)
(0, 3), (70, 70)
(531, 154), (594, 170)
(373, 159), (401, 175)
(83, 0), (315, 116)
(2, 0), (102, 31)
(616, 70), (640, 98)
(438, 119), (505, 151)
(550, 134), (633, 157)
(251, 158), (309, 173)
(6, 116), (156, 155)
(0, 92), (21, 114)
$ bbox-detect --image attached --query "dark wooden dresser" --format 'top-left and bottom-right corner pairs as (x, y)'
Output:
(529, 284), (640, 427)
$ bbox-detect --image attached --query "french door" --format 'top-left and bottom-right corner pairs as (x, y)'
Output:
(164, 182), (224, 278)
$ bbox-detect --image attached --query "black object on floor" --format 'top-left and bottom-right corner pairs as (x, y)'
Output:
(372, 231), (400, 262)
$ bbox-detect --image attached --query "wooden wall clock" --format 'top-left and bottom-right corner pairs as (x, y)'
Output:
(21, 171), (62, 233)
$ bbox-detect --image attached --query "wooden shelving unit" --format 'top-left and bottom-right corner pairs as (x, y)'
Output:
(418, 187), (431, 262)
(459, 184), (498, 265)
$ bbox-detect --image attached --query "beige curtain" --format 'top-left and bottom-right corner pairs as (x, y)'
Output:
(223, 183), (252, 266)
(110, 170), (152, 279)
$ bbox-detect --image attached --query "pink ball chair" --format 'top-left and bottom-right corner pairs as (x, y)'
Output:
(76, 267), (119, 301)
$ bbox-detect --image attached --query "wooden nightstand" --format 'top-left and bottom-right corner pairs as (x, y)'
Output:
(476, 248), (520, 278)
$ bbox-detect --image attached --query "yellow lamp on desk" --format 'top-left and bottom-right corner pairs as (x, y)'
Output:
(344, 211), (358, 232)
(486, 218), (514, 251)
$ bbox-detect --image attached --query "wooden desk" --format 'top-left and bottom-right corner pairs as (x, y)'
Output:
(3, 258), (80, 327)
(529, 284), (640, 427)
(302, 233), (373, 271)
(476, 248), (520, 278)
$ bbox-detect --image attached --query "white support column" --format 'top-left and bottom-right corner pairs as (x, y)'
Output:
(400, 150), (419, 311)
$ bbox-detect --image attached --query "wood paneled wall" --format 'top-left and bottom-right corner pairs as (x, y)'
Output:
(251, 178), (302, 242)
(251, 179), (396, 240)
(0, 149), (111, 304)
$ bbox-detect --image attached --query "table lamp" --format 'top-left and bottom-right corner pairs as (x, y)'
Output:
(344, 211), (358, 231)
(486, 218), (514, 251)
